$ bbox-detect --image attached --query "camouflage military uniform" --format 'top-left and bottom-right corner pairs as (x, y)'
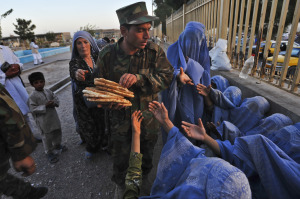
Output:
(96, 38), (174, 185)
(0, 83), (37, 198)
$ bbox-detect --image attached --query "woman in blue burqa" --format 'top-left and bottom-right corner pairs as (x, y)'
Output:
(161, 21), (211, 144)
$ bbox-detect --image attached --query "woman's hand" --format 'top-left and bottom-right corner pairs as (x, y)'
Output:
(181, 118), (207, 141)
(149, 101), (168, 124)
(177, 67), (194, 85)
(75, 69), (88, 81)
(196, 84), (212, 97)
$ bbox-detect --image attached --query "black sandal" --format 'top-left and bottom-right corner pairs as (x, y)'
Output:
(47, 153), (59, 164)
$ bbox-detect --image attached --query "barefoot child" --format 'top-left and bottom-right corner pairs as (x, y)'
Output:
(27, 72), (67, 163)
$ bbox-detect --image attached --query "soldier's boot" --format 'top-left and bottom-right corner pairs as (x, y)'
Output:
(24, 186), (48, 199)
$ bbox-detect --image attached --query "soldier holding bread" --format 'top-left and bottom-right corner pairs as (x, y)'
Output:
(95, 1), (174, 196)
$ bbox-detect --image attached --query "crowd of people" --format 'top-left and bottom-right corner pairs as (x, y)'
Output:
(0, 1), (299, 199)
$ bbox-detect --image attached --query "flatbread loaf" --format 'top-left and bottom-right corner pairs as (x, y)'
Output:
(96, 86), (134, 98)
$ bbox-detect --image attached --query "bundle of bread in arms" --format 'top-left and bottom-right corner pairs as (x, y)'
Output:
(82, 78), (134, 107)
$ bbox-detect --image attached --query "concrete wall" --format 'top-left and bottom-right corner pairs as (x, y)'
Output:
(211, 69), (300, 123)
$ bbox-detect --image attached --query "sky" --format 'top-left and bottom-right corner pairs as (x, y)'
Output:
(1, 0), (155, 38)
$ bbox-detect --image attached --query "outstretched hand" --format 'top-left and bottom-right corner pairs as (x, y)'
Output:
(196, 84), (212, 97)
(178, 67), (194, 85)
(148, 101), (168, 124)
(149, 101), (174, 133)
(181, 118), (207, 141)
(131, 110), (144, 135)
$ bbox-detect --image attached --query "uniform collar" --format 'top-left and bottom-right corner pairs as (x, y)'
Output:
(117, 37), (145, 57)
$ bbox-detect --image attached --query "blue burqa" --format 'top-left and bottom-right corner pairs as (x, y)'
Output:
(140, 127), (251, 199)
(215, 113), (293, 144)
(217, 134), (300, 199)
(211, 75), (230, 92)
(162, 21), (211, 143)
(214, 96), (270, 139)
(210, 86), (242, 126)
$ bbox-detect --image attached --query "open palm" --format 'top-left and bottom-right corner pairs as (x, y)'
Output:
(182, 118), (207, 141)
(148, 101), (168, 124)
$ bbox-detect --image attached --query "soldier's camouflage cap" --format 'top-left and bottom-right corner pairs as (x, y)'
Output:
(116, 1), (159, 25)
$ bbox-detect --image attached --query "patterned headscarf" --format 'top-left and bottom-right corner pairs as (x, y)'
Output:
(71, 31), (100, 59)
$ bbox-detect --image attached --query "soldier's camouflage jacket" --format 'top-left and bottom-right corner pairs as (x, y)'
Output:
(0, 84), (36, 176)
(96, 38), (174, 141)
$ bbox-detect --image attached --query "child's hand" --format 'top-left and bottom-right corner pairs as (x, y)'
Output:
(131, 110), (143, 135)
(178, 67), (194, 85)
(181, 118), (207, 141)
(149, 101), (169, 124)
(196, 84), (211, 96)
(46, 101), (55, 108)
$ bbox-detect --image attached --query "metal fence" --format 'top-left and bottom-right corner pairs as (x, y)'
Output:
(164, 0), (300, 94)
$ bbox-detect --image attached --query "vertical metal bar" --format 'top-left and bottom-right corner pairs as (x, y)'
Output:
(231, 0), (240, 64)
(228, 0), (235, 58)
(183, 3), (186, 31)
(241, 0), (252, 67)
(279, 0), (300, 87)
(208, 1), (212, 47)
(291, 54), (300, 92)
(219, 0), (230, 39)
(252, 0), (268, 76)
(269, 0), (290, 82)
(236, 0), (246, 68)
(260, 0), (278, 79)
(247, 0), (260, 59)
(216, 0), (221, 40)
(213, 0), (217, 46)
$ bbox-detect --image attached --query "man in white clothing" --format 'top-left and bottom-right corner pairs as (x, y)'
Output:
(0, 45), (40, 141)
(30, 39), (44, 65)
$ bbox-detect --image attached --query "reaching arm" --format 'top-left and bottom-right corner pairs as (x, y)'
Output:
(149, 101), (174, 133)
(181, 118), (221, 156)
(123, 111), (144, 199)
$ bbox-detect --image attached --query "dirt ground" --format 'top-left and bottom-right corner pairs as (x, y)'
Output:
(2, 60), (162, 199)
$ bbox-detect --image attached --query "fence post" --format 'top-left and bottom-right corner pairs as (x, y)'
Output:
(260, 0), (279, 79)
(269, 0), (290, 82)
(171, 12), (173, 43)
(247, 0), (260, 59)
(240, 0), (252, 67)
(252, 0), (268, 76)
(227, 0), (235, 58)
(279, 0), (300, 87)
(236, 0), (246, 69)
(219, 0), (230, 39)
(183, 3), (186, 31)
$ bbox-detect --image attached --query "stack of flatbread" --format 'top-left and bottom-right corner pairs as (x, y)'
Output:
(82, 78), (134, 107)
